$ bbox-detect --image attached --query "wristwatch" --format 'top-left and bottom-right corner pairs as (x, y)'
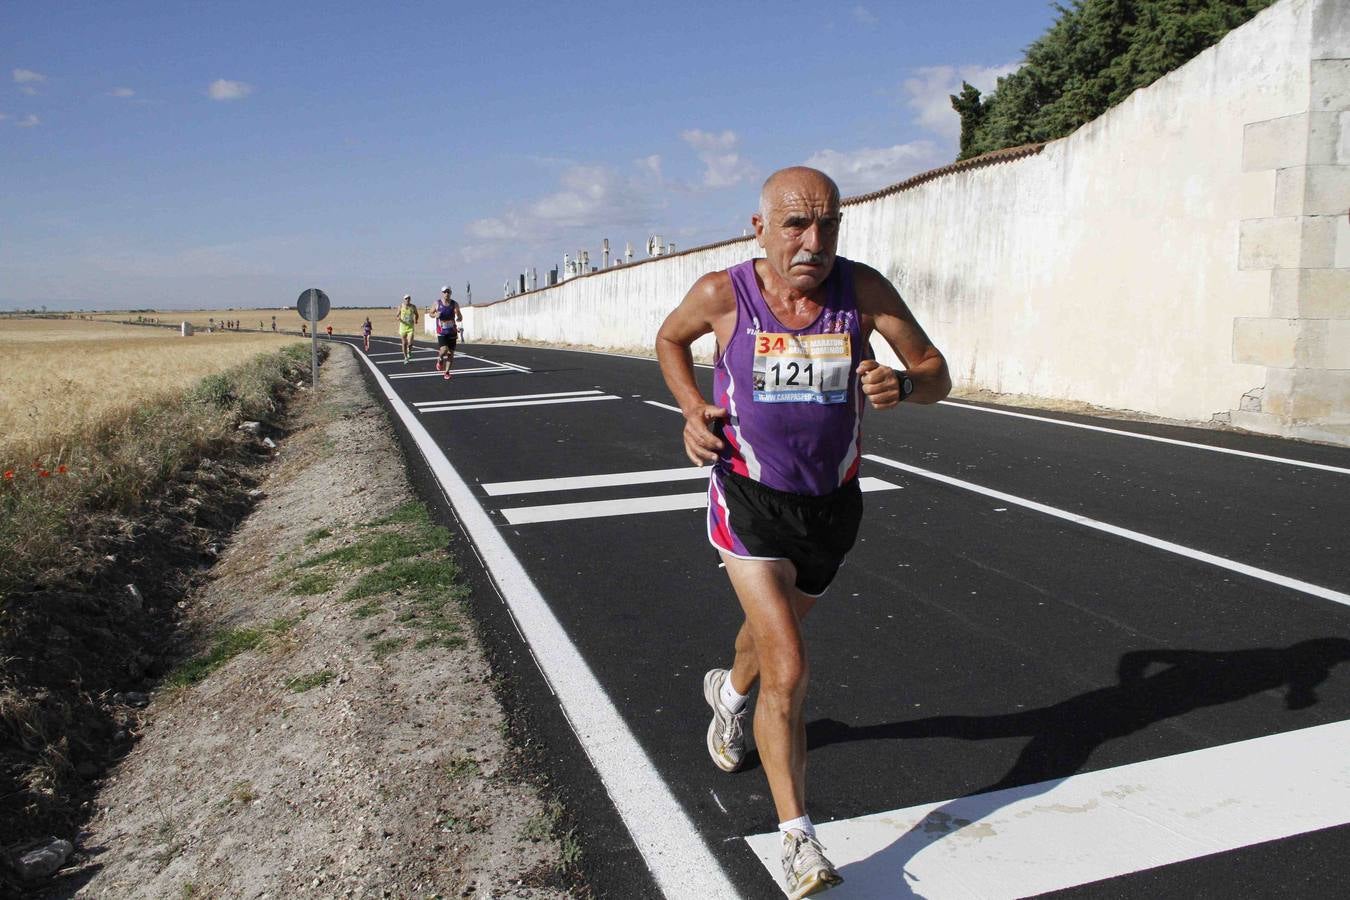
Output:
(899, 373), (915, 401)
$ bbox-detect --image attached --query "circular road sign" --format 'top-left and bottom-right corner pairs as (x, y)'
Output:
(296, 288), (330, 322)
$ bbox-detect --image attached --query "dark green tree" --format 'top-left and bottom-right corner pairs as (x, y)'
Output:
(953, 0), (1278, 159)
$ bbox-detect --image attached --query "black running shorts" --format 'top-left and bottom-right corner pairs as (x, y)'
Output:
(437, 332), (458, 349)
(716, 469), (863, 596)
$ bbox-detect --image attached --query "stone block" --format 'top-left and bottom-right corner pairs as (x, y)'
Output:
(1275, 165), (1350, 216)
(1238, 217), (1302, 269)
(1339, 215), (1350, 268)
(1270, 267), (1350, 317)
(1310, 59), (1350, 112)
(1339, 111), (1350, 164)
(1311, 0), (1350, 61)
(1243, 115), (1307, 171)
(1261, 367), (1350, 422)
(1233, 317), (1298, 367)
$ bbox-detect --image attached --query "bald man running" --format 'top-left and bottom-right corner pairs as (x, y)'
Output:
(656, 166), (951, 898)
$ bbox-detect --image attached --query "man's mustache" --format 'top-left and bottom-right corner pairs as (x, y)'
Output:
(791, 251), (827, 266)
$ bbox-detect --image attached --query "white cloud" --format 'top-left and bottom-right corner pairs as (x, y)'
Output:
(15, 114), (40, 128)
(804, 142), (946, 195)
(109, 87), (136, 98)
(903, 63), (1020, 141)
(208, 79), (253, 101)
(680, 128), (757, 189)
(14, 68), (46, 95)
(852, 5), (878, 25)
(467, 158), (665, 243)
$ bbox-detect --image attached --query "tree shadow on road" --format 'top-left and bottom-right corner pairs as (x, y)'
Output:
(804, 638), (1350, 896)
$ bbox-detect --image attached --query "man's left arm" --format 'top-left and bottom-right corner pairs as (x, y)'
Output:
(853, 263), (951, 409)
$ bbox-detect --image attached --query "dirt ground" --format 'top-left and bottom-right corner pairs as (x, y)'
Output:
(40, 348), (577, 899)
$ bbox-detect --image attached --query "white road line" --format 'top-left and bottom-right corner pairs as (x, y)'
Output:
(370, 350), (437, 358)
(746, 720), (1350, 899)
(418, 394), (621, 412)
(352, 348), (735, 899)
(501, 478), (901, 525)
(939, 401), (1350, 475)
(865, 454), (1350, 607)
(645, 400), (683, 413)
(415, 390), (602, 409)
(387, 366), (506, 380)
(484, 466), (708, 496)
(375, 355), (439, 365)
(456, 352), (533, 373)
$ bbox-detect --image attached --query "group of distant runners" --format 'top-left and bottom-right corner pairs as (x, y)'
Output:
(395, 286), (462, 379)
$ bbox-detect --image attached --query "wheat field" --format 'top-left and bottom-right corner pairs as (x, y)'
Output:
(0, 317), (305, 451)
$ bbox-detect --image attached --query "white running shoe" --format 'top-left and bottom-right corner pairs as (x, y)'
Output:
(781, 829), (843, 899)
(702, 668), (747, 773)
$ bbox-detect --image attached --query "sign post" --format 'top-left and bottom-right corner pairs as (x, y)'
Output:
(296, 288), (331, 390)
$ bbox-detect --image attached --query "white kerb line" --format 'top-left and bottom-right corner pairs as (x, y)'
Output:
(939, 401), (1350, 475)
(353, 351), (734, 898)
(865, 453), (1350, 607)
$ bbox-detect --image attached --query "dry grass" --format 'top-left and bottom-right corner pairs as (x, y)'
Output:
(0, 317), (304, 451)
(83, 306), (399, 337)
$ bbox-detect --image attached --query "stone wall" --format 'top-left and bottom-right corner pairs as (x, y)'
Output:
(463, 0), (1349, 445)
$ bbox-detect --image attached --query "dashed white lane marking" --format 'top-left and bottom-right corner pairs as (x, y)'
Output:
(746, 720), (1350, 899)
(352, 347), (735, 899)
(865, 454), (1350, 607)
(415, 390), (604, 410)
(500, 477), (901, 525)
(417, 394), (621, 412)
(645, 400), (683, 413)
(938, 401), (1350, 475)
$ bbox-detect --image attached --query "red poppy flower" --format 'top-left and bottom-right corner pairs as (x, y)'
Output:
(57, 465), (68, 474)
(3, 471), (13, 480)
(38, 470), (50, 478)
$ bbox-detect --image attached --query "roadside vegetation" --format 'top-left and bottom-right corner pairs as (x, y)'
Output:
(953, 0), (1278, 158)
(0, 336), (320, 866)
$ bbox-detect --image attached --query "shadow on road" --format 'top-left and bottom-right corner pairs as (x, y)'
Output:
(803, 638), (1350, 896)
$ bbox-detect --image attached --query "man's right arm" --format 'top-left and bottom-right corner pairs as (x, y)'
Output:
(655, 272), (733, 466)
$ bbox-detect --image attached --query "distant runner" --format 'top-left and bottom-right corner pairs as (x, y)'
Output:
(271, 316), (277, 332)
(397, 295), (418, 363)
(325, 324), (333, 339)
(434, 286), (463, 380)
(362, 316), (373, 352)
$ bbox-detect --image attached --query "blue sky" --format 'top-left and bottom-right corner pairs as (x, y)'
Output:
(1, 1), (1057, 311)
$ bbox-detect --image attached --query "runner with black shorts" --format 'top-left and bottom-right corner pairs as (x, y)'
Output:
(434, 286), (462, 380)
(656, 166), (951, 899)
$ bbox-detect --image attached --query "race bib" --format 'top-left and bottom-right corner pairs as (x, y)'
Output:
(751, 332), (851, 404)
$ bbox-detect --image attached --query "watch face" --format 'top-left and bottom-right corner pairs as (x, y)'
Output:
(902, 376), (914, 397)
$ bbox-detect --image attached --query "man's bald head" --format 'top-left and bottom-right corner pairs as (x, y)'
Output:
(759, 167), (840, 219)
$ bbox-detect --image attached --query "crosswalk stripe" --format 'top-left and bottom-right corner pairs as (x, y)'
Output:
(746, 720), (1350, 899)
(500, 477), (901, 525)
(387, 366), (504, 379)
(483, 465), (708, 496)
(419, 394), (620, 412)
(415, 390), (602, 409)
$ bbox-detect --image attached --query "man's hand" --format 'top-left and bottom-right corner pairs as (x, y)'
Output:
(682, 404), (728, 465)
(857, 360), (901, 409)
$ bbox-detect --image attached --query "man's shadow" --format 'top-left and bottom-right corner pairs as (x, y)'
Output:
(801, 638), (1350, 897)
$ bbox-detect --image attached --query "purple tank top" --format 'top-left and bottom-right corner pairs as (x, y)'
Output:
(713, 258), (865, 495)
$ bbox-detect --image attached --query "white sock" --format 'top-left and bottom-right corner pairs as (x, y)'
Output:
(719, 676), (748, 713)
(779, 815), (815, 839)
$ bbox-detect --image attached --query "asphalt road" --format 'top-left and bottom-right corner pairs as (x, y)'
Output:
(335, 333), (1350, 900)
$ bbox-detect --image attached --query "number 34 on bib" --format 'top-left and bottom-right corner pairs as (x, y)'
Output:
(751, 333), (852, 404)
